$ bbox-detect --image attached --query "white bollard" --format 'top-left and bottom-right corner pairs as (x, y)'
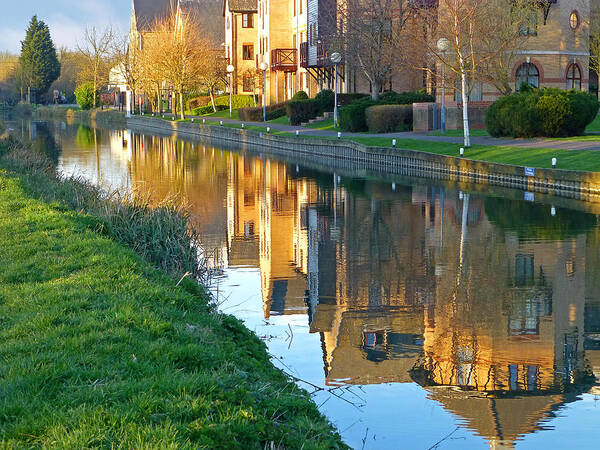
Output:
(220, 120), (223, 126)
(551, 206), (556, 216)
(191, 118), (194, 122)
(337, 132), (342, 139)
(241, 123), (245, 129)
(266, 127), (271, 133)
(202, 118), (205, 124)
(552, 157), (557, 169)
(460, 147), (464, 156)
(296, 130), (299, 136)
(392, 139), (396, 147)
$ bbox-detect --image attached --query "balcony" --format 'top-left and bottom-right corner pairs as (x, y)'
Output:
(316, 41), (328, 66)
(300, 42), (308, 68)
(271, 48), (297, 72)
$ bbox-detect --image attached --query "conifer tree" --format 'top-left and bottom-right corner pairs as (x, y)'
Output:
(18, 16), (61, 101)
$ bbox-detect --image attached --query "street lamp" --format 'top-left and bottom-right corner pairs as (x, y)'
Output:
(226, 64), (235, 118)
(330, 52), (342, 128)
(436, 38), (450, 135)
(259, 61), (269, 122)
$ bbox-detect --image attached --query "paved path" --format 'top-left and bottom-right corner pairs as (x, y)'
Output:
(167, 113), (600, 151)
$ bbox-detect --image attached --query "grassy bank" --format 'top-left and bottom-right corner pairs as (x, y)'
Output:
(36, 106), (127, 128)
(0, 137), (346, 448)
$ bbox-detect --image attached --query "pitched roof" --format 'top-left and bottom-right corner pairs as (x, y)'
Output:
(180, 0), (224, 43)
(227, 0), (257, 13)
(133, 0), (173, 31)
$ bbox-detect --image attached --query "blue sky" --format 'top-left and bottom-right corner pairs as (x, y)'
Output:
(0, 0), (131, 53)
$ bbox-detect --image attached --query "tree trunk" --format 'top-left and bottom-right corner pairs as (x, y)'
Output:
(371, 80), (380, 101)
(460, 68), (471, 148)
(209, 89), (216, 112)
(179, 91), (185, 120)
(156, 86), (162, 115)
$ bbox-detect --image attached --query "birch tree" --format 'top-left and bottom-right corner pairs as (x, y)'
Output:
(77, 26), (114, 108)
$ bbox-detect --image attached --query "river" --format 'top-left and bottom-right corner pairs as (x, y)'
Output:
(13, 119), (600, 449)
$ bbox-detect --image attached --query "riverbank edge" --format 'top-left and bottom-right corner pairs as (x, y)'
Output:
(36, 105), (127, 128)
(0, 140), (347, 448)
(124, 115), (600, 201)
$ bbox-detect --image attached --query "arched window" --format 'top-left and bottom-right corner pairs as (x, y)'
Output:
(516, 63), (539, 90)
(566, 64), (581, 90)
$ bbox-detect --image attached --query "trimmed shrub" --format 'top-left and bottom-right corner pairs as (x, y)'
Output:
(339, 98), (377, 132)
(314, 89), (334, 114)
(292, 90), (309, 100)
(239, 102), (287, 122)
(286, 99), (319, 125)
(214, 94), (257, 109)
(191, 104), (227, 115)
(186, 96), (211, 110)
(339, 90), (434, 132)
(338, 93), (369, 106)
(74, 83), (99, 110)
(486, 87), (599, 137)
(365, 105), (413, 133)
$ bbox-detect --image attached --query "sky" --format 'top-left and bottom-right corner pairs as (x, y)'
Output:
(0, 0), (131, 54)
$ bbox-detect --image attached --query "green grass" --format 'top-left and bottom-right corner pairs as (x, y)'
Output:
(585, 114), (600, 133)
(268, 115), (291, 125)
(305, 117), (335, 131)
(0, 142), (346, 448)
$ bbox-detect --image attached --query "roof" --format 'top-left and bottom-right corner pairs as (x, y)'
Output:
(226, 0), (257, 13)
(133, 0), (173, 31)
(181, 0), (224, 43)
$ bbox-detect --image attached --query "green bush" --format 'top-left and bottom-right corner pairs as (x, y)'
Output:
(365, 105), (413, 133)
(191, 104), (228, 115)
(339, 90), (433, 132)
(292, 90), (309, 100)
(339, 98), (377, 132)
(286, 99), (319, 125)
(186, 96), (211, 110)
(487, 87), (599, 137)
(239, 102), (287, 122)
(74, 83), (98, 110)
(338, 93), (369, 106)
(214, 94), (257, 109)
(314, 89), (334, 114)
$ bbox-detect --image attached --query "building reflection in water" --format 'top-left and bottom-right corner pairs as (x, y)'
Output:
(94, 130), (600, 448)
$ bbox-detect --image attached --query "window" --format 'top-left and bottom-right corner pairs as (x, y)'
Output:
(242, 72), (254, 92)
(242, 44), (254, 60)
(519, 11), (538, 36)
(242, 13), (253, 28)
(566, 63), (581, 90)
(569, 11), (580, 30)
(516, 63), (539, 90)
(454, 80), (482, 102)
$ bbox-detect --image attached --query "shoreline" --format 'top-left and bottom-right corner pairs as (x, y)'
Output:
(0, 135), (347, 448)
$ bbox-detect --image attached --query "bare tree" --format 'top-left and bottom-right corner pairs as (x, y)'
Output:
(112, 33), (142, 112)
(199, 50), (226, 112)
(333, 0), (426, 101)
(77, 26), (114, 108)
(420, 0), (539, 147)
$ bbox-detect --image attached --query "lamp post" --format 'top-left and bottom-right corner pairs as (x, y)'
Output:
(226, 64), (235, 118)
(259, 61), (268, 122)
(330, 52), (342, 128)
(436, 38), (450, 135)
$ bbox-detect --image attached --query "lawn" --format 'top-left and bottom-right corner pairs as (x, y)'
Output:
(427, 129), (490, 137)
(0, 141), (346, 448)
(305, 117), (336, 131)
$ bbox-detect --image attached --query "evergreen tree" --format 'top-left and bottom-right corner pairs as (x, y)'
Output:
(18, 16), (60, 101)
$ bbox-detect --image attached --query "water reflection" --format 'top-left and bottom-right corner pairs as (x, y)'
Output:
(38, 122), (600, 448)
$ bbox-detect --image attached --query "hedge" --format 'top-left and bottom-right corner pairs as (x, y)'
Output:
(486, 86), (599, 137)
(186, 96), (211, 110)
(365, 105), (413, 133)
(292, 90), (309, 100)
(239, 101), (287, 122)
(339, 90), (434, 132)
(286, 99), (319, 125)
(191, 104), (228, 115)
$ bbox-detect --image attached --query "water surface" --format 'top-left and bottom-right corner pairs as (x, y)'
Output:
(17, 120), (600, 449)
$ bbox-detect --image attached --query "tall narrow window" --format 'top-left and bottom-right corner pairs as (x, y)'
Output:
(516, 63), (539, 90)
(242, 13), (253, 28)
(566, 64), (581, 90)
(242, 44), (254, 60)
